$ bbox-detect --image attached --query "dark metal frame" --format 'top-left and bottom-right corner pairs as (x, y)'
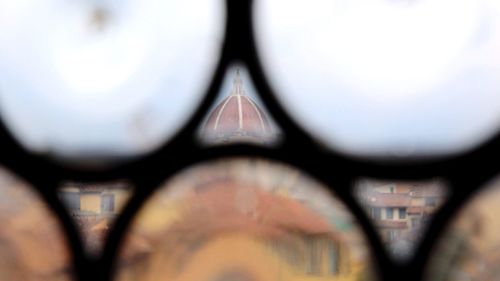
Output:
(0, 0), (498, 280)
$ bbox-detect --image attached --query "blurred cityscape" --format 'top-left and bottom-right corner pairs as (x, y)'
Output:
(428, 176), (500, 281)
(115, 158), (375, 281)
(109, 71), (375, 281)
(58, 181), (131, 255)
(0, 167), (72, 281)
(355, 179), (446, 260)
(1, 69), (495, 281)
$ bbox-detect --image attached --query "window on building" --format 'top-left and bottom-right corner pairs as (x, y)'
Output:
(306, 239), (321, 275)
(386, 207), (394, 219)
(101, 194), (115, 213)
(60, 191), (81, 211)
(399, 208), (406, 219)
(328, 241), (339, 275)
(388, 230), (399, 242)
(426, 197), (437, 206)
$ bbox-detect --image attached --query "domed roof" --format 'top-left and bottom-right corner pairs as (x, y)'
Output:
(202, 70), (274, 143)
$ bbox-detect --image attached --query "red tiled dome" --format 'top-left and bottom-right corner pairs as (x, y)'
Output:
(202, 70), (274, 143)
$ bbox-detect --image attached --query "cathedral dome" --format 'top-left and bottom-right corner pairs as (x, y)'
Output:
(202, 70), (274, 143)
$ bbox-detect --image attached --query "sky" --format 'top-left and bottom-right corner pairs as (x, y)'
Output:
(256, 0), (500, 157)
(0, 0), (499, 160)
(0, 0), (225, 156)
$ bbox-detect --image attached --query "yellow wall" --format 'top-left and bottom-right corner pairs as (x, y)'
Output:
(77, 189), (131, 214)
(80, 193), (101, 213)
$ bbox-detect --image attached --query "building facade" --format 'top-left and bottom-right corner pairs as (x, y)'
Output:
(59, 181), (131, 254)
(357, 180), (445, 258)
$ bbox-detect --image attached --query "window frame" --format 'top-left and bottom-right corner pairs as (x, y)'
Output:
(0, 1), (497, 281)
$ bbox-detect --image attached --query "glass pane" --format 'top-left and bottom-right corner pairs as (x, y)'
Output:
(426, 175), (500, 281)
(115, 158), (377, 281)
(198, 65), (281, 146)
(355, 179), (447, 261)
(0, 166), (74, 280)
(59, 181), (132, 256)
(255, 0), (500, 158)
(0, 0), (224, 163)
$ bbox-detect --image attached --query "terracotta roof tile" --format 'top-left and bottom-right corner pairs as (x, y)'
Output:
(168, 181), (335, 239)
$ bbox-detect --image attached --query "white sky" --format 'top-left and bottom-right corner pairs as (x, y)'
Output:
(0, 0), (499, 158)
(0, 0), (225, 156)
(256, 0), (500, 156)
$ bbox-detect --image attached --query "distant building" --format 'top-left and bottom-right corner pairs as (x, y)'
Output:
(59, 182), (130, 215)
(201, 70), (277, 144)
(357, 181), (445, 252)
(116, 164), (364, 281)
(58, 181), (131, 253)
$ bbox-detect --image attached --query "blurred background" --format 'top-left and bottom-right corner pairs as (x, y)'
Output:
(0, 1), (498, 281)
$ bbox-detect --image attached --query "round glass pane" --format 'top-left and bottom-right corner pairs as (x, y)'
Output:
(114, 158), (377, 281)
(0, 0), (224, 161)
(0, 166), (74, 280)
(255, 0), (500, 157)
(425, 175), (500, 281)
